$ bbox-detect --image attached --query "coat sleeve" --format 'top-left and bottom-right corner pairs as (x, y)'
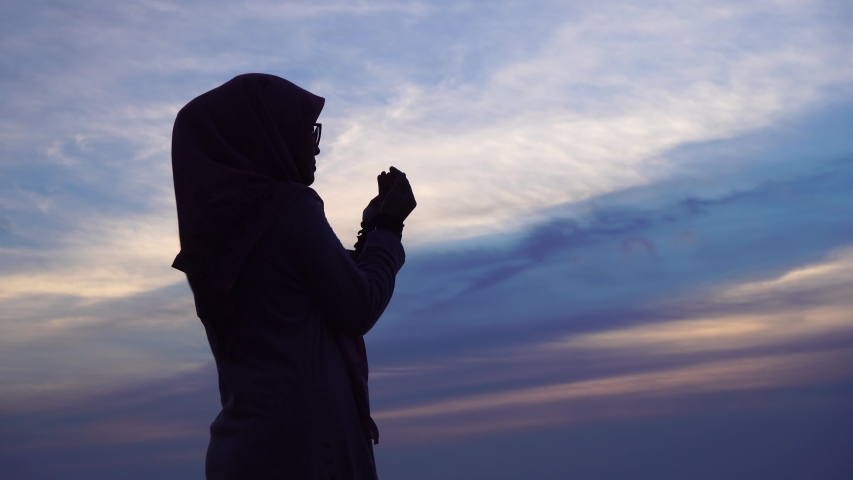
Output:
(275, 190), (406, 335)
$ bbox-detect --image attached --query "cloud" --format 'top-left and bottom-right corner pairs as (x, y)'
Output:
(365, 245), (853, 442)
(313, 0), (853, 241)
(0, 282), (208, 413)
(554, 308), (853, 355)
(0, 212), (182, 299)
(369, 153), (853, 352)
(372, 350), (853, 441)
(0, 364), (218, 479)
(535, 247), (853, 356)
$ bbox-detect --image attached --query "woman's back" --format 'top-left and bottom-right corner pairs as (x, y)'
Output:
(196, 191), (402, 480)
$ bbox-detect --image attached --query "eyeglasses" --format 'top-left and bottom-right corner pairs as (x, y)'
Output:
(312, 123), (322, 151)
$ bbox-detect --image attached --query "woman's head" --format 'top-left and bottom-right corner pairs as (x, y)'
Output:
(171, 74), (325, 291)
(174, 73), (325, 186)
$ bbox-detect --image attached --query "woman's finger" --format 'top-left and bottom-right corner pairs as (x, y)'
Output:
(387, 176), (411, 198)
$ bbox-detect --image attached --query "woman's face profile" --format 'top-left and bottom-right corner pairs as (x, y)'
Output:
(294, 123), (320, 186)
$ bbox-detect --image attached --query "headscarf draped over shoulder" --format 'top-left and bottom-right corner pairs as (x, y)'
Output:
(171, 73), (325, 294)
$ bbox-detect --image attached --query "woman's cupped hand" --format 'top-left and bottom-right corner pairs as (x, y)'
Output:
(380, 167), (416, 221)
(362, 166), (417, 223)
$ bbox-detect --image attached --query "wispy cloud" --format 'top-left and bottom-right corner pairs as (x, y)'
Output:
(315, 0), (853, 240)
(373, 350), (853, 441)
(0, 283), (206, 413)
(367, 244), (853, 442)
(0, 212), (182, 299)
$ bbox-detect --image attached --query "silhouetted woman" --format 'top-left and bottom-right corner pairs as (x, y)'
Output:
(171, 73), (416, 480)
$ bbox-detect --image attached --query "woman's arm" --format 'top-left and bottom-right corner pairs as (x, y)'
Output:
(275, 190), (405, 336)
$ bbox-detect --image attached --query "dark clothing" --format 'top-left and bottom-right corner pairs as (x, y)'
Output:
(193, 191), (404, 479)
(171, 74), (398, 479)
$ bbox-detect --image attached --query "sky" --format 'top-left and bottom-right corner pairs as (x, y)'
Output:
(1, 0), (853, 478)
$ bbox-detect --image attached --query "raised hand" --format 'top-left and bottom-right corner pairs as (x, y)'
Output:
(380, 166), (416, 221)
(362, 169), (396, 224)
(377, 169), (395, 198)
(361, 195), (382, 225)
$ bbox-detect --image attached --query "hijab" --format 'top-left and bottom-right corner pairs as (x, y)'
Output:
(171, 73), (324, 292)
